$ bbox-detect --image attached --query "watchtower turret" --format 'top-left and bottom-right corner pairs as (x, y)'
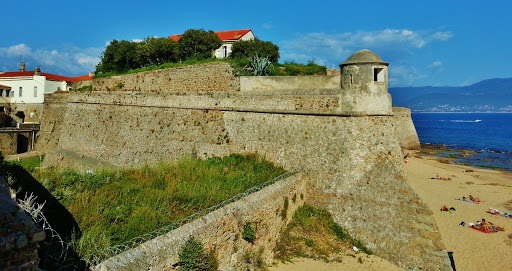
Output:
(338, 49), (392, 115)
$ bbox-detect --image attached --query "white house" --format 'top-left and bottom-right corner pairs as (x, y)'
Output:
(0, 65), (93, 122)
(169, 29), (255, 58)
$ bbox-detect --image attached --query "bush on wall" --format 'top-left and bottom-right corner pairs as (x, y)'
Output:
(177, 237), (218, 271)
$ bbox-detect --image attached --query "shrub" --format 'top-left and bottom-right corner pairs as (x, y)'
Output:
(178, 29), (222, 61)
(177, 238), (217, 271)
(96, 40), (140, 73)
(242, 221), (257, 243)
(230, 38), (280, 63)
(137, 37), (179, 66)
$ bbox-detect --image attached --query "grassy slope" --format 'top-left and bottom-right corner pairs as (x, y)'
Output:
(6, 153), (286, 260)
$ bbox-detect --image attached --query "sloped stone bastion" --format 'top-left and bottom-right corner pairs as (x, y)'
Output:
(36, 50), (450, 270)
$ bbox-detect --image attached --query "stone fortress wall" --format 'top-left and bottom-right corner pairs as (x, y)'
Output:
(36, 51), (450, 270)
(392, 107), (421, 150)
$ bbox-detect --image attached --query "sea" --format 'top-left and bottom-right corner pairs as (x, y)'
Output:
(411, 113), (512, 172)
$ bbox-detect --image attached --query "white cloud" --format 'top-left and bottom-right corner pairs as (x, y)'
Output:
(280, 28), (453, 86)
(0, 43), (102, 75)
(388, 65), (428, 87)
(0, 44), (32, 58)
(262, 22), (274, 30)
(428, 61), (443, 69)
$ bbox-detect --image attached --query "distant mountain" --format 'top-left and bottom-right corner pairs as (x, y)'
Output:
(389, 78), (512, 112)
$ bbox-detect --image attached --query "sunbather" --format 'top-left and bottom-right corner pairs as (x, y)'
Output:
(469, 195), (481, 203)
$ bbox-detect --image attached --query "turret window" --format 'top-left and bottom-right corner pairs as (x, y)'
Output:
(19, 87), (23, 97)
(374, 68), (384, 82)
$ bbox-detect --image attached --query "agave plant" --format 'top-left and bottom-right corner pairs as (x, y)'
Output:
(248, 54), (273, 76)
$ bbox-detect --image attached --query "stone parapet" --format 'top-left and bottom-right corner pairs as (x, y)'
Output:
(82, 62), (239, 93)
(240, 75), (340, 92)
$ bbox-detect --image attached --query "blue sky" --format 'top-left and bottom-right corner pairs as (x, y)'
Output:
(1, 0), (510, 87)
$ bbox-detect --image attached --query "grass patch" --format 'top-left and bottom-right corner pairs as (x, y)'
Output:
(4, 153), (285, 261)
(274, 205), (371, 262)
(271, 61), (327, 76)
(74, 85), (92, 92)
(7, 155), (45, 173)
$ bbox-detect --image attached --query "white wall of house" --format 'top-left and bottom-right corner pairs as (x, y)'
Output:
(214, 31), (255, 59)
(0, 75), (69, 104)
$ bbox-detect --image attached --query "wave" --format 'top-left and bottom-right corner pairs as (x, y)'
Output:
(450, 120), (482, 123)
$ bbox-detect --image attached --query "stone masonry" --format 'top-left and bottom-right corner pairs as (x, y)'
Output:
(0, 175), (45, 271)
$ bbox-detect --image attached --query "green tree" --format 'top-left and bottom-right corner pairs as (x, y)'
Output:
(96, 40), (140, 73)
(178, 29), (222, 61)
(230, 38), (280, 63)
(137, 37), (179, 67)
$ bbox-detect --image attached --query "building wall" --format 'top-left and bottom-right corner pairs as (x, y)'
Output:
(95, 173), (308, 271)
(36, 90), (448, 270)
(9, 104), (44, 123)
(214, 31), (255, 58)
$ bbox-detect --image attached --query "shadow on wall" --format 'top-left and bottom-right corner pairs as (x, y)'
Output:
(4, 164), (87, 269)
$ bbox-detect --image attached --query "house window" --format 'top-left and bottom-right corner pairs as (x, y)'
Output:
(374, 68), (384, 82)
(0, 89), (3, 97)
(34, 86), (37, 97)
(19, 87), (23, 97)
(9, 90), (14, 97)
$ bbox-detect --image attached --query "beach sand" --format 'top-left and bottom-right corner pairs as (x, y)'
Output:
(270, 150), (512, 271)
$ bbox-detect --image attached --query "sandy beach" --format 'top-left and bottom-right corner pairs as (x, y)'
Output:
(270, 150), (512, 271)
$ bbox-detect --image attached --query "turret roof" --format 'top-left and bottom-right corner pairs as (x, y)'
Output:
(340, 49), (389, 67)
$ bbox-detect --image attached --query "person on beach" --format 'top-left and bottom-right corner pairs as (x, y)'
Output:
(469, 195), (481, 203)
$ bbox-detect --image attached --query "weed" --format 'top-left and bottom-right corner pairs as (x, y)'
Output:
(75, 85), (92, 92)
(304, 239), (315, 247)
(115, 82), (124, 89)
(177, 237), (217, 271)
(274, 205), (372, 262)
(280, 197), (289, 220)
(242, 221), (257, 243)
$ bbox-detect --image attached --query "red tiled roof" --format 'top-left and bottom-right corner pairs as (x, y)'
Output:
(0, 71), (94, 82)
(215, 29), (252, 41)
(169, 29), (252, 42)
(0, 84), (11, 88)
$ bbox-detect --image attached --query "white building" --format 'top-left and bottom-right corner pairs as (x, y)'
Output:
(0, 65), (93, 122)
(169, 29), (255, 58)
